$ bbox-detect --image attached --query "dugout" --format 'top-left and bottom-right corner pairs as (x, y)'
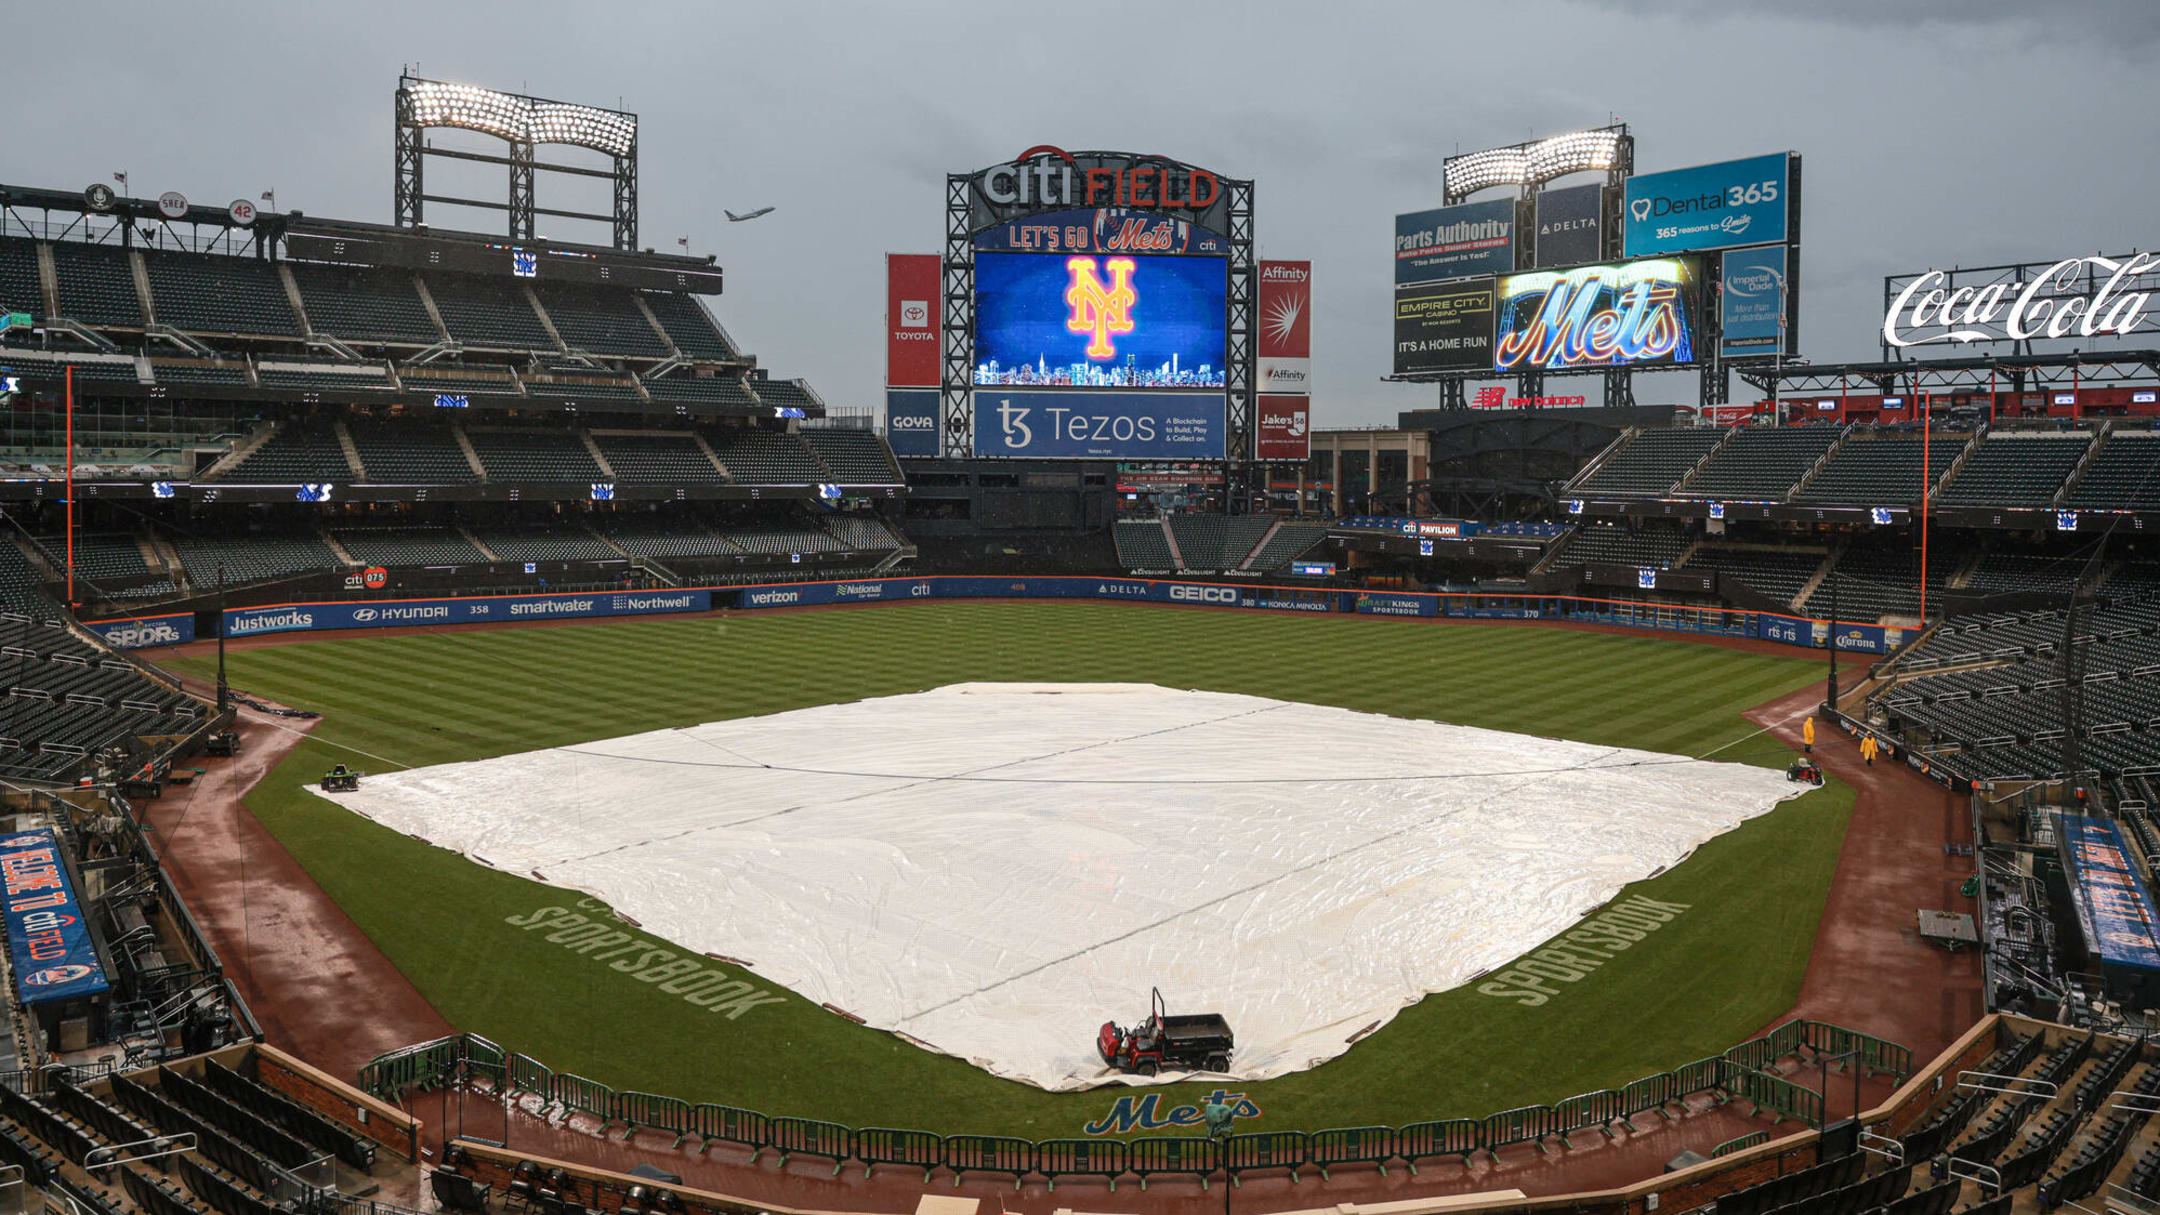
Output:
(2056, 814), (2160, 1011)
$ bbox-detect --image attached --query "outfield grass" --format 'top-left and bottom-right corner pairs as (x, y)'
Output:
(169, 602), (1848, 1138)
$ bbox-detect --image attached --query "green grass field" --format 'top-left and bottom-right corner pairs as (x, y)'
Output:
(168, 602), (1849, 1138)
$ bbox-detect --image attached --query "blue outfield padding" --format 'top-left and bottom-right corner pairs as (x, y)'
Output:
(222, 589), (712, 636)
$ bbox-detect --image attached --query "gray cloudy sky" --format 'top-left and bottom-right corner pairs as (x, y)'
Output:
(9, 0), (2156, 426)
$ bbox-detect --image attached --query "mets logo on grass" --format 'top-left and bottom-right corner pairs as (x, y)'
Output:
(1083, 1089), (1261, 1136)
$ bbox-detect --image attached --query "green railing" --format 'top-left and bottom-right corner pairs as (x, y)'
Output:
(357, 1016), (1902, 1187)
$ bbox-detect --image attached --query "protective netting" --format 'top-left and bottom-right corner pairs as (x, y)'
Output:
(317, 683), (1797, 1089)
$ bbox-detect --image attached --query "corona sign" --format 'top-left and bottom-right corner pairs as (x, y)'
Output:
(1493, 258), (1699, 372)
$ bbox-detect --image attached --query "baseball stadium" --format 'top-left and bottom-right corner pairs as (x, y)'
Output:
(0, 27), (2153, 1215)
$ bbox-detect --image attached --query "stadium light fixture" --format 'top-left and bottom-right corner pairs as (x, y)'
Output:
(1444, 127), (1627, 200)
(404, 79), (636, 157)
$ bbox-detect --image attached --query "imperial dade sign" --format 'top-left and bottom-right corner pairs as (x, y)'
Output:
(1883, 253), (2160, 349)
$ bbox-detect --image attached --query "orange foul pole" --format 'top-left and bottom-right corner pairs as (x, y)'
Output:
(1920, 384), (1930, 622)
(64, 365), (74, 607)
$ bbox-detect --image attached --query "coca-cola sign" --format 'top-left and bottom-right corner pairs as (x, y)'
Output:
(1883, 253), (2160, 349)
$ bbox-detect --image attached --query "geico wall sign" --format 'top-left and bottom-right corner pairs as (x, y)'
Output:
(971, 390), (1226, 460)
(1883, 253), (2160, 349)
(1493, 257), (1699, 372)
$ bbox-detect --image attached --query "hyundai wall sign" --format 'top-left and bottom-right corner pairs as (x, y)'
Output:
(1883, 253), (2160, 349)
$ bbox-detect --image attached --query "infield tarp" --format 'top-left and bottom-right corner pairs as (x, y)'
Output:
(319, 683), (1801, 1090)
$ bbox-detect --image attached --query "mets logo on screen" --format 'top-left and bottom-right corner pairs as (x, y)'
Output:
(1066, 257), (1138, 358)
(21, 964), (97, 988)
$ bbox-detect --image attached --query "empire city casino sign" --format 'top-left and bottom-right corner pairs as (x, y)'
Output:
(1493, 258), (1697, 373)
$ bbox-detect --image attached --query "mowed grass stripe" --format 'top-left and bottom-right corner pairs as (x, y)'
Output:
(171, 602), (1844, 1136)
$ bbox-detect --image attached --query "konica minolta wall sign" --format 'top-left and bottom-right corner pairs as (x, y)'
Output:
(1623, 152), (1796, 258)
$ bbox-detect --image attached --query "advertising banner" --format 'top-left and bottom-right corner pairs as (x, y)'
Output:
(737, 580), (937, 609)
(969, 206), (1230, 256)
(1355, 592), (1439, 618)
(1395, 199), (1516, 285)
(1254, 394), (1311, 461)
(1533, 183), (1604, 269)
(1720, 244), (1790, 359)
(1623, 152), (1793, 258)
(973, 251), (1226, 389)
(884, 389), (940, 458)
(1258, 260), (1311, 360)
(224, 589), (712, 637)
(886, 253), (941, 387)
(971, 390), (1226, 460)
(83, 612), (195, 649)
(0, 829), (111, 1005)
(2062, 814), (2160, 973)
(1493, 257), (1700, 372)
(1393, 278), (1497, 374)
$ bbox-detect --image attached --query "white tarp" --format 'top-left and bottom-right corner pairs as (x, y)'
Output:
(317, 683), (1797, 1090)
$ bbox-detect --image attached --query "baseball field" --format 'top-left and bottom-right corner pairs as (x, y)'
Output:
(166, 601), (1849, 1138)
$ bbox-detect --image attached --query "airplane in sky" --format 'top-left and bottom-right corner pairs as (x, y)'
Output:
(724, 207), (775, 222)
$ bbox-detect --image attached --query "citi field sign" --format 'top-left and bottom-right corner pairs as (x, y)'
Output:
(975, 146), (1223, 211)
(1883, 253), (2160, 349)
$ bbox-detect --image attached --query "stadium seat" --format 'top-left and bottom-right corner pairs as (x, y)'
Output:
(1679, 426), (1842, 500)
(141, 249), (300, 337)
(1936, 432), (2094, 508)
(1572, 429), (1725, 497)
(466, 429), (605, 481)
(641, 292), (739, 360)
(49, 242), (145, 328)
(289, 264), (443, 346)
(802, 429), (903, 483)
(590, 433), (725, 483)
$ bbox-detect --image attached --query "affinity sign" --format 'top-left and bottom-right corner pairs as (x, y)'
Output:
(1883, 253), (2160, 349)
(1623, 153), (1792, 257)
(1493, 258), (1698, 372)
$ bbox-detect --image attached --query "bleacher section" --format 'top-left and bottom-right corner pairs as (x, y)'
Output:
(167, 530), (343, 586)
(0, 542), (56, 617)
(1794, 433), (1968, 506)
(330, 527), (487, 567)
(641, 291), (738, 360)
(2067, 432), (2160, 509)
(0, 615), (205, 780)
(642, 374), (758, 408)
(288, 264), (442, 346)
(49, 242), (144, 328)
(212, 427), (353, 483)
(1550, 523), (1690, 570)
(1247, 523), (1329, 570)
(1876, 597), (2160, 779)
(141, 250), (299, 337)
(531, 285), (669, 358)
(1571, 428), (1724, 496)
(347, 424), (477, 483)
(822, 514), (901, 552)
(470, 526), (620, 563)
(424, 274), (555, 350)
(595, 518), (738, 559)
(150, 361), (251, 387)
(465, 429), (603, 482)
(1936, 432), (2094, 507)
(34, 533), (172, 602)
(1802, 544), (1949, 621)
(803, 429), (903, 483)
(590, 433), (724, 483)
(731, 525), (844, 555)
(1964, 553), (2082, 598)
(711, 429), (822, 483)
(0, 237), (41, 316)
(1166, 515), (1274, 570)
(1679, 546), (1826, 608)
(752, 377), (817, 412)
(1114, 520), (1175, 569)
(1680, 426), (1841, 500)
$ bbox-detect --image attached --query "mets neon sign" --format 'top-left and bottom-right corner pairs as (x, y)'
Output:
(1493, 259), (1695, 372)
(1066, 256), (1138, 359)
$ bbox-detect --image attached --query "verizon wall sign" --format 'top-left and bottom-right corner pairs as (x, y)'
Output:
(1884, 253), (2160, 349)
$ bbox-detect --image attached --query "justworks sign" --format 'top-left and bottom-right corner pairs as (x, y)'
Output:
(978, 146), (1221, 210)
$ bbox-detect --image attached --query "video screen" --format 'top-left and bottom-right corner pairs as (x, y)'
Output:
(1492, 257), (1699, 372)
(974, 251), (1226, 389)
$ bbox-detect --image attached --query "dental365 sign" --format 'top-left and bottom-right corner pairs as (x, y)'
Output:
(1623, 152), (1794, 258)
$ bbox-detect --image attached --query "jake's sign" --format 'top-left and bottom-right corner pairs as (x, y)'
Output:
(1884, 253), (2160, 349)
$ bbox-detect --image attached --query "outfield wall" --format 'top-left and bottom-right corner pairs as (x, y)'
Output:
(84, 577), (1910, 655)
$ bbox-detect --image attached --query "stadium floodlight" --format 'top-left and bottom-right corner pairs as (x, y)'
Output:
(403, 79), (636, 157)
(1444, 125), (1630, 201)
